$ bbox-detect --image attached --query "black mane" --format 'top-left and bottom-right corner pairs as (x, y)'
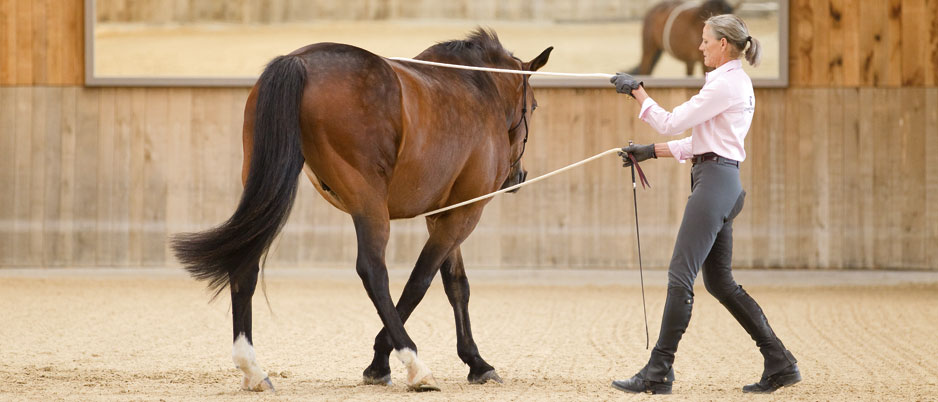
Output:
(419, 28), (513, 66)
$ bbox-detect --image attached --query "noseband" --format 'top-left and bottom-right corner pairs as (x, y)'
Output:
(508, 66), (529, 169)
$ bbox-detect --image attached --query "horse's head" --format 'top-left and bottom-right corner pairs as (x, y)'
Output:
(500, 46), (552, 193)
(421, 29), (552, 194)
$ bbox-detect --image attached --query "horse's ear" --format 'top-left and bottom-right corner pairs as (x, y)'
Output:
(527, 46), (553, 71)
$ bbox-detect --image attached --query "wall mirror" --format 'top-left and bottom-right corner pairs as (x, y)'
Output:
(86, 0), (787, 87)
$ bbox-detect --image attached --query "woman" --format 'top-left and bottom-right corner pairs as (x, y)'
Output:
(609, 14), (800, 394)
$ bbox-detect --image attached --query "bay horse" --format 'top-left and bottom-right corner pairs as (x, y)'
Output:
(170, 29), (552, 392)
(628, 0), (735, 76)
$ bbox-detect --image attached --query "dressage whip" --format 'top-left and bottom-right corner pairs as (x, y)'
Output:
(626, 141), (650, 350)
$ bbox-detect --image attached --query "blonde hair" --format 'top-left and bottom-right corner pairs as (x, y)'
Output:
(706, 14), (761, 67)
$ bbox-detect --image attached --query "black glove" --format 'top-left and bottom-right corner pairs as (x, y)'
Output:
(618, 144), (656, 167)
(610, 73), (643, 96)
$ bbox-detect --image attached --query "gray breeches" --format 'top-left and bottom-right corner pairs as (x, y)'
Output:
(667, 159), (746, 295)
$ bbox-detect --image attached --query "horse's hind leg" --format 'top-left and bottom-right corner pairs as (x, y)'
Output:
(440, 247), (501, 384)
(353, 212), (439, 391)
(230, 263), (275, 392)
(685, 61), (696, 76)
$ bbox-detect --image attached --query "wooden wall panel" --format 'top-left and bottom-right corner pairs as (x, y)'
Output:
(926, 89), (938, 269)
(0, 0), (83, 86)
(2, 87), (937, 270)
(1, 1), (937, 270)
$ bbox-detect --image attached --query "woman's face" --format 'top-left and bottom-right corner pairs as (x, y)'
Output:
(699, 24), (725, 68)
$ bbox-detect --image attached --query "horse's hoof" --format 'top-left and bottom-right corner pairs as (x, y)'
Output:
(469, 369), (503, 384)
(242, 376), (275, 392)
(407, 375), (441, 392)
(363, 373), (392, 386)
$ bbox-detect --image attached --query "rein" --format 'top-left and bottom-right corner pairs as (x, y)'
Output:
(508, 57), (529, 169)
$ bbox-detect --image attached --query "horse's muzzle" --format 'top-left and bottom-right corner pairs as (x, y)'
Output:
(503, 169), (528, 194)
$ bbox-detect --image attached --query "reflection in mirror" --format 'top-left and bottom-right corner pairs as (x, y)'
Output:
(88, 0), (786, 87)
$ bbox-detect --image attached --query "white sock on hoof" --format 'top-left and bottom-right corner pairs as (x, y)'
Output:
(232, 334), (269, 389)
(395, 348), (432, 385)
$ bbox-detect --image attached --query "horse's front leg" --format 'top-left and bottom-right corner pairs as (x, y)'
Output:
(362, 208), (484, 388)
(353, 213), (439, 392)
(230, 263), (275, 392)
(440, 247), (501, 384)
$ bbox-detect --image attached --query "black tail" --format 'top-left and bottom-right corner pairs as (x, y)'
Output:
(171, 55), (308, 298)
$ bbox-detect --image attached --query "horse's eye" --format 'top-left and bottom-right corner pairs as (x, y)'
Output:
(532, 102), (538, 111)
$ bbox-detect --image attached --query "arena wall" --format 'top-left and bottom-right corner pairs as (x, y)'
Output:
(1, 0), (937, 270)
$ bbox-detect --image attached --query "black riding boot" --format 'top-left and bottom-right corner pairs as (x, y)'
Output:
(612, 286), (693, 394)
(720, 286), (800, 393)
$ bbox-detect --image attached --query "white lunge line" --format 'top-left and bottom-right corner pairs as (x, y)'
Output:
(418, 148), (622, 218)
(388, 57), (615, 79)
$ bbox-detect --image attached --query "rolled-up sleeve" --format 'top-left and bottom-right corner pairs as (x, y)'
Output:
(667, 137), (694, 162)
(638, 82), (734, 136)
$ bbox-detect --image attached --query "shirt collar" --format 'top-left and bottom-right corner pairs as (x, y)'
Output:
(705, 59), (742, 83)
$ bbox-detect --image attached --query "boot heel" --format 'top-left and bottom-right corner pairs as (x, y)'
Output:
(775, 370), (802, 387)
(649, 382), (672, 394)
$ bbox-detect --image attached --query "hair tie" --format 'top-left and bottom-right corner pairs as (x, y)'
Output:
(746, 36), (752, 42)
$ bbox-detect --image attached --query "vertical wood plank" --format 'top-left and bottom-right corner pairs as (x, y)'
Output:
(811, 0), (831, 87)
(855, 88), (876, 267)
(872, 89), (898, 267)
(859, 0), (887, 86)
(12, 88), (34, 265)
(52, 87), (77, 266)
(829, 0), (860, 86)
(96, 88), (117, 265)
(128, 88), (146, 265)
(14, 0), (33, 85)
(885, 0), (903, 86)
(142, 89), (169, 266)
(0, 88), (15, 265)
(29, 0), (47, 83)
(111, 89), (133, 265)
(929, 0), (938, 86)
(45, 0), (62, 85)
(926, 89), (938, 269)
(838, 88), (862, 267)
(60, 0), (84, 85)
(164, 88), (193, 266)
(901, 0), (926, 86)
(74, 88), (99, 265)
(826, 88), (847, 268)
(29, 87), (49, 265)
(899, 89), (927, 267)
(783, 89), (802, 266)
(0, 0), (17, 84)
(789, 0), (814, 86)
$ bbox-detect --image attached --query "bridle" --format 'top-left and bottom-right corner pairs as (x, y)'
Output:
(507, 58), (529, 169)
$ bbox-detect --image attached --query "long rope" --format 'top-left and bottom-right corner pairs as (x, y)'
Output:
(388, 57), (615, 79)
(417, 148), (621, 218)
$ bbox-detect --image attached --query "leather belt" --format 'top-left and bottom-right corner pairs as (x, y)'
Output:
(691, 152), (739, 167)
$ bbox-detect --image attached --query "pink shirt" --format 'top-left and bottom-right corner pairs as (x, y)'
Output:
(638, 59), (755, 162)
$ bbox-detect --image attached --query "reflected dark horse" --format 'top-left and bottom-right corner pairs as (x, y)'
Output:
(628, 0), (735, 76)
(171, 29), (552, 392)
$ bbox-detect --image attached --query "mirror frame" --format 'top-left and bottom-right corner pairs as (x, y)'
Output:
(83, 0), (788, 88)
